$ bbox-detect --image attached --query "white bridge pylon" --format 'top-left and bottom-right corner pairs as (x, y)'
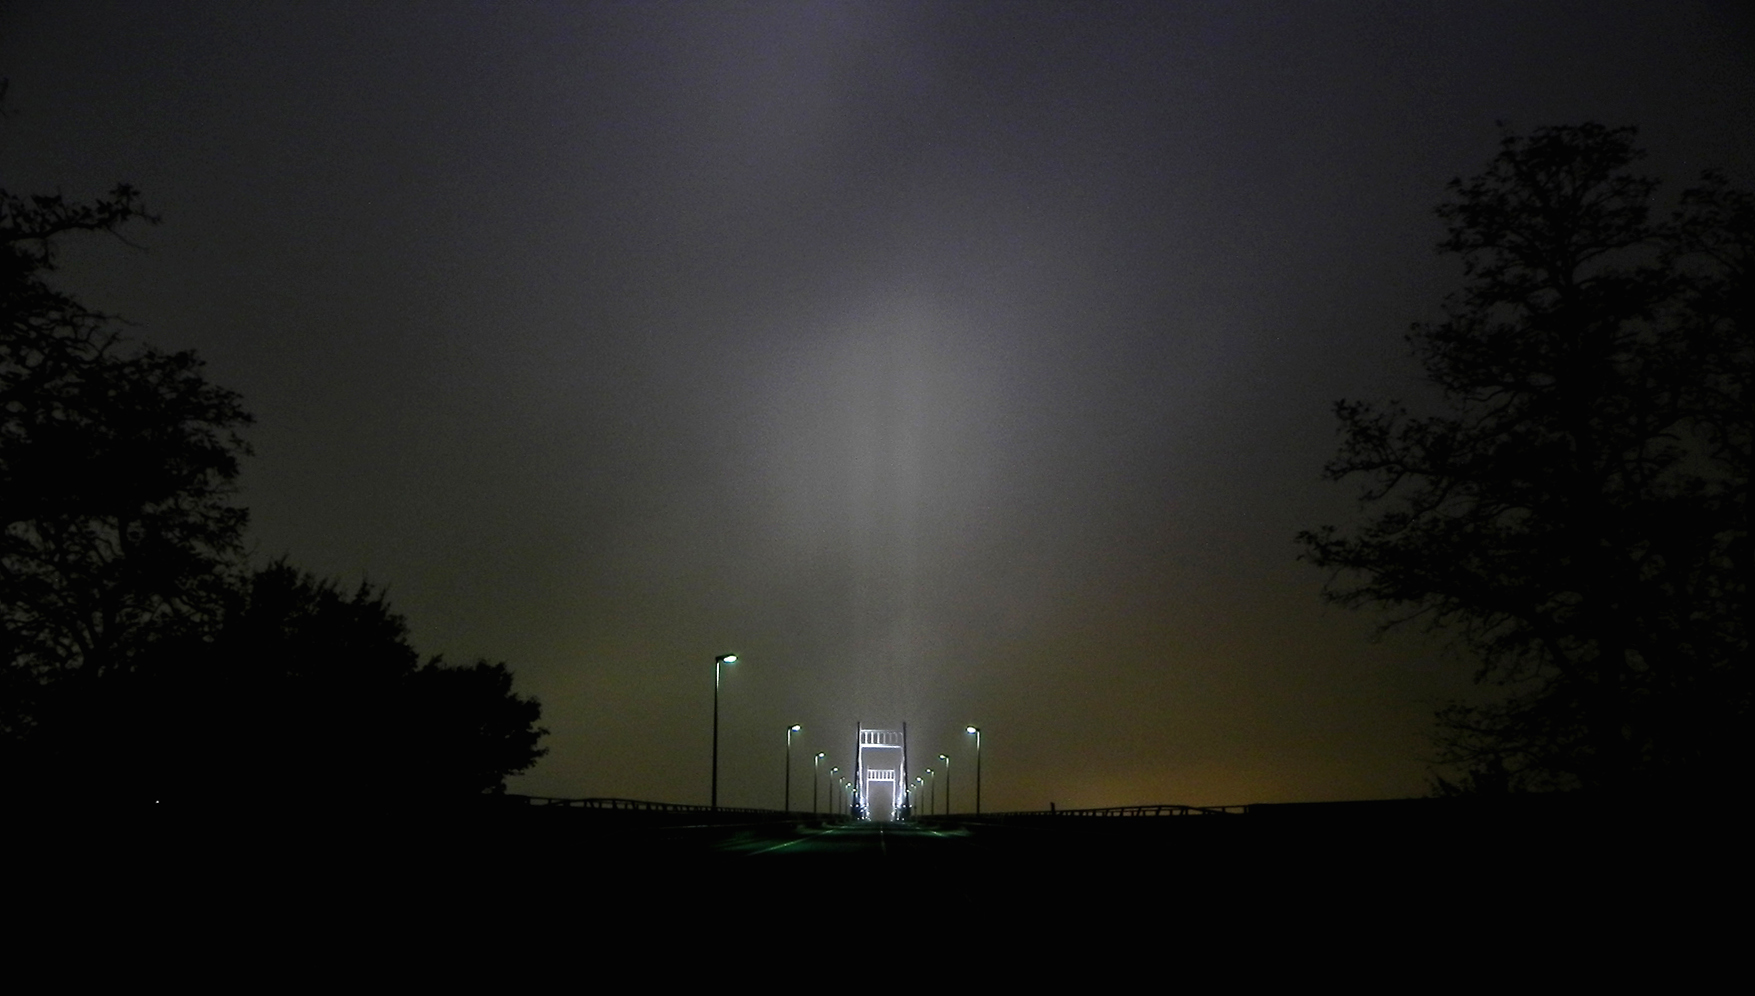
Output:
(856, 725), (908, 821)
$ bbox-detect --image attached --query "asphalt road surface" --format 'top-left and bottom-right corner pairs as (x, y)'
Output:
(670, 818), (981, 858)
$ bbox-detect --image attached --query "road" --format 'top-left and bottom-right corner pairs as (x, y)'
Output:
(683, 818), (980, 858)
(20, 802), (1724, 935)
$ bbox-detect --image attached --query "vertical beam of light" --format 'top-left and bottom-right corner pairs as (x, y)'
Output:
(752, 285), (1013, 739)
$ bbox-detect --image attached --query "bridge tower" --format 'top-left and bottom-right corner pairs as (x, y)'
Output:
(856, 723), (909, 821)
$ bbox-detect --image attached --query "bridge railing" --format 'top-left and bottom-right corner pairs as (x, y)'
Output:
(931, 803), (1248, 819)
(502, 795), (851, 818)
(1052, 803), (1248, 817)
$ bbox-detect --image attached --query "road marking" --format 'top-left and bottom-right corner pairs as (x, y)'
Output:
(745, 825), (840, 856)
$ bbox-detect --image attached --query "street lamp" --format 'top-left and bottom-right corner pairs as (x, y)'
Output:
(923, 768), (934, 815)
(938, 754), (951, 816)
(712, 654), (737, 812)
(813, 752), (826, 814)
(966, 726), (982, 815)
(830, 767), (840, 817)
(785, 724), (802, 812)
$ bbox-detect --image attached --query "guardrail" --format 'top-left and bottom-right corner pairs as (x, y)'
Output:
(936, 803), (1248, 819)
(1055, 803), (1247, 816)
(505, 796), (1254, 819)
(504, 795), (837, 817)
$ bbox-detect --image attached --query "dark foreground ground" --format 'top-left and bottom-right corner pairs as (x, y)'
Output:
(15, 794), (1746, 962)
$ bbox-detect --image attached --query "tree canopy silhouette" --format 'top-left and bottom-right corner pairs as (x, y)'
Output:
(1, 154), (546, 802)
(1300, 124), (1751, 794)
(189, 562), (547, 802)
(1, 181), (250, 739)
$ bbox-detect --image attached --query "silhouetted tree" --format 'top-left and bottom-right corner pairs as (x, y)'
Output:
(396, 654), (549, 798)
(1299, 124), (1751, 794)
(1, 139), (546, 801)
(185, 563), (548, 803)
(0, 180), (251, 747)
(11, 561), (548, 804)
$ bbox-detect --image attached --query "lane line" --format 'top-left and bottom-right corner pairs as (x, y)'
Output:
(745, 824), (842, 856)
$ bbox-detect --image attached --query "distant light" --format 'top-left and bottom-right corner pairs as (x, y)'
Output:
(966, 726), (977, 734)
(719, 654), (738, 664)
(790, 724), (802, 732)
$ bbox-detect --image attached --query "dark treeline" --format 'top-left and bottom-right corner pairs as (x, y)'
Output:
(1, 107), (545, 806)
(1302, 124), (1751, 796)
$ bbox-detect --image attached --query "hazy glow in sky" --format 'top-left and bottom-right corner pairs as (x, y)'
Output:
(2, 1), (1750, 808)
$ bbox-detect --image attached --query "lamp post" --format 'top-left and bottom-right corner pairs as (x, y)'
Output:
(830, 767), (840, 817)
(785, 724), (802, 812)
(813, 752), (825, 814)
(923, 768), (934, 816)
(938, 754), (951, 815)
(712, 654), (737, 812)
(966, 726), (982, 815)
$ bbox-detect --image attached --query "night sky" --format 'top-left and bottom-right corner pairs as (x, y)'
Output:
(3, 1), (1750, 810)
